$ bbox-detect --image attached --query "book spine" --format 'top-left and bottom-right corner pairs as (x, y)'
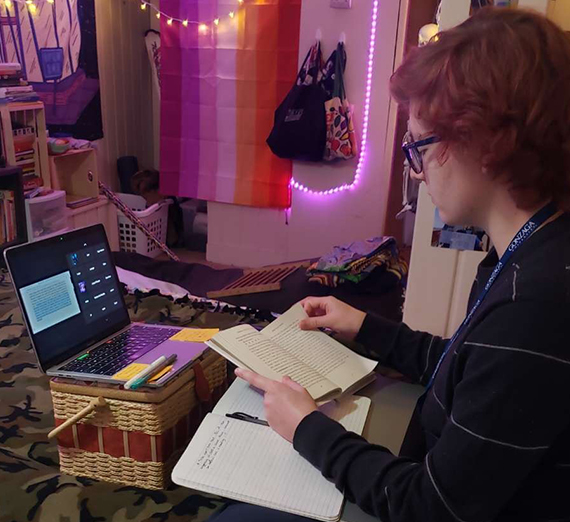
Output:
(0, 86), (32, 93)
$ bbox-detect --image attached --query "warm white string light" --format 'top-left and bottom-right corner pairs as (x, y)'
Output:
(0, 0), (243, 27)
(138, 0), (243, 32)
(0, 0), (66, 12)
(0, 0), (37, 11)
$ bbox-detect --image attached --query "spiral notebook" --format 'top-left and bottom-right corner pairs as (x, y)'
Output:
(172, 379), (371, 521)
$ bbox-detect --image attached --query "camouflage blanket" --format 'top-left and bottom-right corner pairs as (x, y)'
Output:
(0, 272), (272, 522)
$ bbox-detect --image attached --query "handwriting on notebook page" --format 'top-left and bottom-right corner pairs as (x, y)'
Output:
(196, 418), (230, 470)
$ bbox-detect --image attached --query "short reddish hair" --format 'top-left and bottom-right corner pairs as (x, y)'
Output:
(390, 8), (570, 210)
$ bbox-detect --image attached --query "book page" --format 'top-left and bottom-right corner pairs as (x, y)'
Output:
(172, 414), (344, 521)
(262, 303), (377, 394)
(207, 325), (338, 401)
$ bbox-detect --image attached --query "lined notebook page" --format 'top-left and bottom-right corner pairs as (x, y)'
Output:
(173, 385), (371, 521)
(212, 378), (265, 418)
(172, 415), (344, 521)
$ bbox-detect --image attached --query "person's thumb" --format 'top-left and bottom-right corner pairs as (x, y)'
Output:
(282, 375), (306, 392)
(299, 315), (328, 331)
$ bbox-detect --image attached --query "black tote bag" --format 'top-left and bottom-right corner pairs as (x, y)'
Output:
(266, 43), (327, 162)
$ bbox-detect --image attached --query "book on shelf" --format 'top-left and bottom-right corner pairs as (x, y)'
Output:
(0, 63), (22, 73)
(0, 95), (40, 104)
(16, 157), (35, 165)
(0, 86), (33, 96)
(23, 174), (43, 191)
(172, 378), (371, 522)
(206, 302), (377, 403)
(15, 149), (35, 157)
(19, 159), (35, 167)
(0, 79), (24, 87)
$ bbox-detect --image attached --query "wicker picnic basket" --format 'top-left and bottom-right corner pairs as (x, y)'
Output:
(49, 350), (228, 490)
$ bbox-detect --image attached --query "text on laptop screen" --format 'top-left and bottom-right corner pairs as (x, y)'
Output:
(7, 225), (130, 370)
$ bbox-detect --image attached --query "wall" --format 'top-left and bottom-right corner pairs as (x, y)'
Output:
(401, 0), (485, 337)
(206, 0), (403, 267)
(94, 0), (154, 190)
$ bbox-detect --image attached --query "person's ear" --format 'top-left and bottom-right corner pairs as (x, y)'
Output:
(436, 143), (450, 166)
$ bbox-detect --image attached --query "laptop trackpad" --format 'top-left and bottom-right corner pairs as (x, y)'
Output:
(135, 340), (207, 386)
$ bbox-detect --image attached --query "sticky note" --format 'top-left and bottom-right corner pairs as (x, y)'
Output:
(113, 363), (147, 380)
(148, 365), (173, 382)
(170, 328), (219, 343)
(112, 363), (173, 382)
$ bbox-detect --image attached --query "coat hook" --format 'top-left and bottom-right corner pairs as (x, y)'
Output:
(316, 28), (322, 41)
(340, 32), (346, 43)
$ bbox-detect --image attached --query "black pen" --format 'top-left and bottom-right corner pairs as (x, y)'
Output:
(226, 411), (269, 427)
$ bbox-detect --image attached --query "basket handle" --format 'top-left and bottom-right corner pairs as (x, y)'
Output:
(48, 396), (107, 440)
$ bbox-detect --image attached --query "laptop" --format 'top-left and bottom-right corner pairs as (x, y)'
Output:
(4, 224), (206, 387)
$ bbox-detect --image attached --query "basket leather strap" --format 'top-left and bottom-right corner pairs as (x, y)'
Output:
(192, 360), (211, 404)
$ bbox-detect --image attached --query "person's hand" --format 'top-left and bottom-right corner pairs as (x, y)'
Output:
(234, 368), (318, 442)
(299, 296), (366, 341)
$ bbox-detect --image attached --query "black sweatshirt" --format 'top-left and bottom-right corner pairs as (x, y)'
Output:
(293, 213), (570, 522)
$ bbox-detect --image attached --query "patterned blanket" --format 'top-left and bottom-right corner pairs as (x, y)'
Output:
(0, 273), (271, 522)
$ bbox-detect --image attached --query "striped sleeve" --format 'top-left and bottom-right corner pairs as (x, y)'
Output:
(294, 301), (570, 522)
(354, 313), (448, 385)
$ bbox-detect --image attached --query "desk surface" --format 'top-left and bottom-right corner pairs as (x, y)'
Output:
(340, 376), (424, 522)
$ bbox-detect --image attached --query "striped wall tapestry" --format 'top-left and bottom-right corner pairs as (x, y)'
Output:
(160, 0), (301, 208)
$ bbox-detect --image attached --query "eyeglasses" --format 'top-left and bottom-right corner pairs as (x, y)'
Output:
(402, 132), (441, 174)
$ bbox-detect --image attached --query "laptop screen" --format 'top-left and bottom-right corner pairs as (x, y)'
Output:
(5, 224), (130, 371)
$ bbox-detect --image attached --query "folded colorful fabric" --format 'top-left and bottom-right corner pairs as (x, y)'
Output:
(307, 236), (408, 288)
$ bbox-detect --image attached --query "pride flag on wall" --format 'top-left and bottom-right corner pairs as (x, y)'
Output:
(160, 0), (302, 208)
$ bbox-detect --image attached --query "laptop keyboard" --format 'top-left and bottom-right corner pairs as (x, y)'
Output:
(60, 325), (180, 376)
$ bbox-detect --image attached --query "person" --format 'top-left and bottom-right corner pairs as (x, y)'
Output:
(209, 7), (570, 522)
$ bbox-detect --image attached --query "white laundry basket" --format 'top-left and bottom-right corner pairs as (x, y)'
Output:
(117, 193), (170, 258)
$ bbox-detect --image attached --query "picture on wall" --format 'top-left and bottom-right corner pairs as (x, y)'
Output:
(0, 0), (103, 140)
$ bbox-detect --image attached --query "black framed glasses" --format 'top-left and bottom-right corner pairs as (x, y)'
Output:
(402, 132), (441, 174)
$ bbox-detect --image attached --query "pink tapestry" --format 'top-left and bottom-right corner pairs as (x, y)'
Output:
(160, 0), (302, 208)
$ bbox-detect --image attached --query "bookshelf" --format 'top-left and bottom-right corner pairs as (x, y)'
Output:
(0, 166), (27, 259)
(0, 101), (50, 192)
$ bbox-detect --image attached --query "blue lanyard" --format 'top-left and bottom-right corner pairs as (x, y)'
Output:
(425, 202), (558, 391)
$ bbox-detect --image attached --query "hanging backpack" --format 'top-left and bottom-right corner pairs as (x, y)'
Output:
(266, 42), (327, 162)
(323, 42), (358, 161)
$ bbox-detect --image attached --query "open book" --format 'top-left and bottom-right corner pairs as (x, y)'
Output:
(172, 378), (371, 521)
(206, 303), (377, 402)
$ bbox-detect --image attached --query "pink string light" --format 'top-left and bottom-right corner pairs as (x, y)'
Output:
(290, 0), (380, 197)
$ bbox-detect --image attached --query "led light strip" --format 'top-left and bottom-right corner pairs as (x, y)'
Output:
(290, 0), (379, 197)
